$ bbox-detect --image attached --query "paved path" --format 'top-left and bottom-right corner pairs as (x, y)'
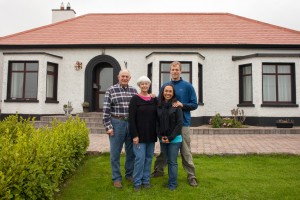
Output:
(87, 133), (300, 155)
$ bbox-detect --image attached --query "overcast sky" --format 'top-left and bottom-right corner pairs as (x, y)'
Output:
(0, 0), (299, 37)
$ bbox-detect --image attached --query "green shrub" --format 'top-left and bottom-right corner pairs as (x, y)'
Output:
(209, 110), (245, 128)
(0, 115), (89, 200)
(210, 113), (223, 128)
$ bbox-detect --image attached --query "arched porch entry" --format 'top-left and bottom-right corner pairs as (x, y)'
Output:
(84, 55), (121, 111)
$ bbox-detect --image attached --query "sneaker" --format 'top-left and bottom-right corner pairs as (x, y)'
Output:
(188, 178), (198, 187)
(113, 181), (123, 189)
(134, 185), (141, 191)
(143, 184), (151, 189)
(126, 176), (134, 182)
(151, 170), (164, 177)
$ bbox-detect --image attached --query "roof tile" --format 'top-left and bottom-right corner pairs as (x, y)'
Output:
(0, 13), (300, 45)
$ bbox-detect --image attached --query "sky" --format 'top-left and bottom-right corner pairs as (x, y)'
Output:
(0, 0), (299, 37)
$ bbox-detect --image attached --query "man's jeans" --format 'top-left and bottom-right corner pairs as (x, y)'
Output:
(109, 117), (134, 182)
(161, 142), (181, 189)
(153, 126), (196, 180)
(133, 142), (155, 187)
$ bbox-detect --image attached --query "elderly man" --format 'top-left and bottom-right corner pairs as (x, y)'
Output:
(103, 69), (137, 189)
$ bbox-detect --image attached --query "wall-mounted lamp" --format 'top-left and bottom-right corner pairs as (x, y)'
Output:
(74, 61), (82, 71)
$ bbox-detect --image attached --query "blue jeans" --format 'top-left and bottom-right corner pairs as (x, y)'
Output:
(109, 117), (135, 182)
(161, 142), (182, 190)
(133, 142), (155, 187)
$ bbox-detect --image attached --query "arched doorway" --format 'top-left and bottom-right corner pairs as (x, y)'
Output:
(85, 55), (121, 111)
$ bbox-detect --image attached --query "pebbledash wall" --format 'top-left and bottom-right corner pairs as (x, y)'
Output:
(1, 47), (300, 126)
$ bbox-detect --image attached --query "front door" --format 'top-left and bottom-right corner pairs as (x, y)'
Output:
(94, 65), (113, 111)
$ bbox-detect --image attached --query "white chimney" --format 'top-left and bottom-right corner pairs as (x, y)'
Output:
(52, 2), (76, 23)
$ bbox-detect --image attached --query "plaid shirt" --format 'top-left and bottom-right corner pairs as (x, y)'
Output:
(103, 83), (137, 131)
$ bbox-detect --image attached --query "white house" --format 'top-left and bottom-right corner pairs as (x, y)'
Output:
(1, 5), (300, 126)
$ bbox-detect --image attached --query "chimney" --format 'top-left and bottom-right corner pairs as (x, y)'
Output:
(52, 2), (76, 23)
(60, 2), (64, 10)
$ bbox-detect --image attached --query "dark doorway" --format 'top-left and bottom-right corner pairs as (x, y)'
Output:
(94, 64), (113, 111)
(85, 55), (121, 112)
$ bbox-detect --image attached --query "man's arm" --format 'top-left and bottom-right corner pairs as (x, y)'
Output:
(103, 89), (114, 134)
(174, 85), (198, 111)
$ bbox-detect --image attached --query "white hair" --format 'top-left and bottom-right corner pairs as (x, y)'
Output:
(118, 69), (131, 76)
(137, 76), (151, 86)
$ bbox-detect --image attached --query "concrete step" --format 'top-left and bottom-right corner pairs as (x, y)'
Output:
(89, 127), (106, 134)
(35, 112), (105, 133)
(78, 112), (103, 118)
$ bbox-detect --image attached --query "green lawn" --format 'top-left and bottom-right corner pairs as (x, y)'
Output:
(54, 154), (300, 200)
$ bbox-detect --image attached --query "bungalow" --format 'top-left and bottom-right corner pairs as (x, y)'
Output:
(1, 5), (300, 126)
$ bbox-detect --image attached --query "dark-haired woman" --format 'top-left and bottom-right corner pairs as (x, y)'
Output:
(157, 84), (183, 191)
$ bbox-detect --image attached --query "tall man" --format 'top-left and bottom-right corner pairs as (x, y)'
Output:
(103, 69), (137, 189)
(152, 61), (199, 186)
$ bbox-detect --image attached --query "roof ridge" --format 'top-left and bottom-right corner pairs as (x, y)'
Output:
(228, 13), (300, 34)
(85, 12), (229, 15)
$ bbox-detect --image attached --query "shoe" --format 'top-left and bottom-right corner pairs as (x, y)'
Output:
(151, 170), (164, 177)
(188, 178), (198, 187)
(113, 181), (123, 189)
(134, 185), (141, 191)
(126, 176), (134, 182)
(143, 184), (151, 189)
(168, 187), (176, 191)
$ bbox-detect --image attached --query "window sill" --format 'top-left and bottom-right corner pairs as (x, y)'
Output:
(4, 99), (39, 103)
(261, 103), (299, 107)
(237, 103), (255, 107)
(45, 100), (59, 103)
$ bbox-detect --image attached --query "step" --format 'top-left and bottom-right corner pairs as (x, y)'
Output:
(78, 112), (103, 118)
(190, 126), (300, 134)
(89, 127), (106, 134)
(35, 112), (105, 133)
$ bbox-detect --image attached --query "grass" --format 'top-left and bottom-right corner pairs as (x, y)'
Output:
(54, 153), (300, 200)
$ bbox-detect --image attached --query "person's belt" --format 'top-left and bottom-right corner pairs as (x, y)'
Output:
(111, 114), (129, 121)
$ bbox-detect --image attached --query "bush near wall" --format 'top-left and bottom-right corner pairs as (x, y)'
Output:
(0, 115), (89, 200)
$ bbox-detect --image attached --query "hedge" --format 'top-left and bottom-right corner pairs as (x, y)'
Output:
(0, 115), (89, 200)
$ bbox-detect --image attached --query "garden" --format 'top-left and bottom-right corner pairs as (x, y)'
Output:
(1, 114), (300, 200)
(54, 154), (300, 200)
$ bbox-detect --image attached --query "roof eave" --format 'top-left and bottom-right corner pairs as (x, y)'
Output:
(1, 43), (300, 49)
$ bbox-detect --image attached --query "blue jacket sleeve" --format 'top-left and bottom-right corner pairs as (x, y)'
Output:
(182, 85), (198, 111)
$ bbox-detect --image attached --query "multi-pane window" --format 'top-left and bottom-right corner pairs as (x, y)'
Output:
(198, 63), (203, 104)
(46, 62), (58, 101)
(262, 63), (295, 103)
(239, 64), (253, 104)
(159, 61), (191, 87)
(7, 61), (38, 100)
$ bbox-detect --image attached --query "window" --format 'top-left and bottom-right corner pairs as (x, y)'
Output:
(159, 61), (192, 87)
(262, 63), (295, 105)
(7, 61), (38, 100)
(198, 63), (203, 104)
(147, 63), (153, 93)
(239, 64), (253, 106)
(46, 62), (58, 102)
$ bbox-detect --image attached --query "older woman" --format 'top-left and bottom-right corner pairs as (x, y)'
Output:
(129, 76), (157, 191)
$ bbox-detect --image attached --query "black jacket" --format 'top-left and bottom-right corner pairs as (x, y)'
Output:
(129, 95), (157, 143)
(156, 102), (183, 142)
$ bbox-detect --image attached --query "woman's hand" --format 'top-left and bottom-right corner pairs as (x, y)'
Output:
(162, 136), (170, 143)
(133, 136), (139, 145)
(172, 100), (183, 108)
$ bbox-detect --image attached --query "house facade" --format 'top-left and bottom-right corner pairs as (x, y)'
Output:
(1, 8), (300, 126)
